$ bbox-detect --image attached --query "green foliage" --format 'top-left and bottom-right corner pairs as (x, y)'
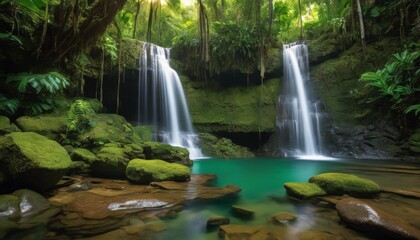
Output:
(0, 33), (23, 47)
(6, 72), (70, 94)
(360, 49), (419, 117)
(0, 72), (70, 116)
(66, 99), (95, 133)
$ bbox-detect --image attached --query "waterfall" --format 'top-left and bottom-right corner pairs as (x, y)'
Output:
(276, 42), (324, 158)
(138, 43), (204, 159)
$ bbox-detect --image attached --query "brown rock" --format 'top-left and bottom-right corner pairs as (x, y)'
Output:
(336, 197), (420, 240)
(207, 216), (230, 226)
(268, 212), (297, 224)
(232, 205), (255, 217)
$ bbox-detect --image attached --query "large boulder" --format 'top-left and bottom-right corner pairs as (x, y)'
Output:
(284, 182), (327, 200)
(126, 159), (191, 184)
(143, 142), (191, 166)
(0, 132), (72, 191)
(90, 143), (145, 178)
(15, 116), (66, 140)
(77, 114), (139, 148)
(309, 173), (380, 197)
(336, 198), (420, 239)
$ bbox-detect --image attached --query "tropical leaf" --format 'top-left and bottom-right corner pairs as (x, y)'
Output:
(404, 104), (420, 116)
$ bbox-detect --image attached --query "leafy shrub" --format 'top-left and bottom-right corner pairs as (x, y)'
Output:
(66, 99), (95, 133)
(360, 49), (419, 118)
(0, 71), (70, 116)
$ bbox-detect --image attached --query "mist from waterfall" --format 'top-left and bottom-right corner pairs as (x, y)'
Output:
(138, 43), (204, 159)
(277, 42), (324, 158)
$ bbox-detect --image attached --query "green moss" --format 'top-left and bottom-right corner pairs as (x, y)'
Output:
(183, 76), (279, 133)
(133, 125), (153, 142)
(199, 132), (254, 158)
(409, 131), (420, 153)
(78, 114), (139, 147)
(70, 148), (97, 164)
(6, 132), (71, 170)
(283, 182), (327, 200)
(90, 146), (130, 178)
(143, 142), (191, 166)
(309, 173), (380, 197)
(0, 132), (72, 191)
(0, 116), (10, 128)
(15, 116), (66, 139)
(126, 159), (190, 184)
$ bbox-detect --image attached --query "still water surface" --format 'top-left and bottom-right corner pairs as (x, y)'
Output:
(156, 157), (415, 240)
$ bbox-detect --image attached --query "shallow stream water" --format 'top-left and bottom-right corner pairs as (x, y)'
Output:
(155, 157), (420, 240)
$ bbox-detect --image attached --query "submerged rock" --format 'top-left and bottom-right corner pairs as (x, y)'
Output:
(336, 198), (420, 240)
(268, 212), (297, 225)
(0, 189), (56, 239)
(231, 205), (255, 217)
(309, 173), (380, 197)
(0, 132), (72, 191)
(126, 159), (191, 184)
(207, 216), (230, 226)
(284, 182), (327, 200)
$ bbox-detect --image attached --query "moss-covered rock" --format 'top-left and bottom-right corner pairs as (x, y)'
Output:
(77, 114), (139, 147)
(199, 132), (254, 158)
(143, 142), (191, 166)
(133, 125), (154, 142)
(0, 132), (72, 191)
(409, 130), (420, 153)
(309, 173), (380, 197)
(90, 146), (131, 178)
(90, 143), (145, 178)
(15, 116), (66, 140)
(0, 116), (20, 135)
(126, 159), (191, 184)
(183, 76), (279, 133)
(283, 182), (327, 200)
(70, 148), (98, 164)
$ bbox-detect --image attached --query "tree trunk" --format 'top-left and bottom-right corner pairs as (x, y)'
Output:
(355, 0), (366, 49)
(133, 0), (142, 39)
(298, 0), (303, 40)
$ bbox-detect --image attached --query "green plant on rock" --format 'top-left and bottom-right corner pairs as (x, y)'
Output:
(0, 71), (70, 116)
(66, 99), (95, 134)
(360, 49), (419, 119)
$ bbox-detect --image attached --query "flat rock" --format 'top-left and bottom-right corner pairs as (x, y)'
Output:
(381, 187), (420, 199)
(48, 174), (241, 237)
(232, 205), (254, 217)
(336, 197), (420, 239)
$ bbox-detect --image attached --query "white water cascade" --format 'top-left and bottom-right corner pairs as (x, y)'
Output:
(138, 43), (204, 159)
(277, 42), (324, 158)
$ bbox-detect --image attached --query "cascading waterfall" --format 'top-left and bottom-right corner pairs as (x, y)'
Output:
(276, 42), (324, 158)
(138, 43), (204, 159)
